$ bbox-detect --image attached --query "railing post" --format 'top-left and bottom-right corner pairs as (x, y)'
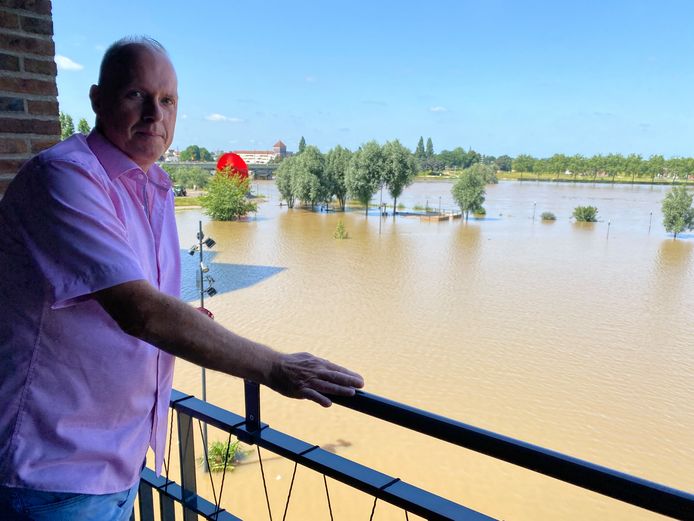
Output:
(177, 409), (199, 521)
(137, 480), (155, 521)
(244, 380), (261, 432)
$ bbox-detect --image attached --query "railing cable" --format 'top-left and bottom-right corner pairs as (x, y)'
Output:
(281, 462), (299, 521)
(369, 497), (378, 520)
(257, 446), (274, 521)
(163, 406), (176, 491)
(323, 475), (334, 521)
(215, 431), (234, 521)
(197, 418), (220, 508)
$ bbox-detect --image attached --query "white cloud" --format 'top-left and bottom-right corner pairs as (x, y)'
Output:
(55, 55), (84, 71)
(430, 106), (448, 113)
(95, 44), (106, 52)
(305, 75), (317, 83)
(205, 113), (244, 123)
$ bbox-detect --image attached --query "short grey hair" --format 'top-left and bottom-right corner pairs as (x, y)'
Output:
(98, 36), (169, 86)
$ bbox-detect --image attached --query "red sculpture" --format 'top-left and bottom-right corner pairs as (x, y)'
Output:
(216, 152), (249, 179)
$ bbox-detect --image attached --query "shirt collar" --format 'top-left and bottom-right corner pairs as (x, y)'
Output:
(87, 130), (172, 191)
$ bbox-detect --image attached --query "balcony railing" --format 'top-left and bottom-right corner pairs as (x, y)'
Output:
(134, 381), (694, 520)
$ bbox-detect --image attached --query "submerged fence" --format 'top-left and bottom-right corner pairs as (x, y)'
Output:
(134, 382), (694, 520)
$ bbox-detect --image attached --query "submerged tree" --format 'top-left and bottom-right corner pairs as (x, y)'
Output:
(572, 206), (599, 222)
(346, 141), (384, 216)
(325, 145), (352, 210)
(662, 185), (694, 238)
(382, 140), (416, 214)
(275, 155), (299, 208)
(291, 145), (327, 208)
(452, 171), (485, 220)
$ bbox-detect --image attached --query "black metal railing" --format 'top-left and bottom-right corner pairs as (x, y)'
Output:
(135, 382), (694, 521)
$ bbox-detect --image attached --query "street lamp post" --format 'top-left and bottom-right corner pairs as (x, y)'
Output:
(188, 220), (217, 471)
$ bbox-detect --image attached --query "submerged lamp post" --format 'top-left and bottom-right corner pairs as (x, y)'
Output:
(188, 220), (217, 470)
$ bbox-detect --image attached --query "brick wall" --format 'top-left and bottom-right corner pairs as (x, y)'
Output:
(0, 0), (59, 195)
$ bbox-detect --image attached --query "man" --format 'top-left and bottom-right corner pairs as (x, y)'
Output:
(0, 37), (363, 520)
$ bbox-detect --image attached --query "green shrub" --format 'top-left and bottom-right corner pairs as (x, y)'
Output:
(541, 211), (556, 221)
(200, 440), (246, 472)
(472, 207), (487, 216)
(334, 220), (349, 239)
(200, 171), (257, 221)
(573, 205), (598, 222)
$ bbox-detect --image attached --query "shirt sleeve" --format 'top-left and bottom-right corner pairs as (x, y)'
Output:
(10, 156), (146, 308)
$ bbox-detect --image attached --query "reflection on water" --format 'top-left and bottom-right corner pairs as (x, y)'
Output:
(168, 181), (694, 521)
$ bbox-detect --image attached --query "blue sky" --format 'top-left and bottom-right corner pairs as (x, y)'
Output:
(53, 1), (694, 157)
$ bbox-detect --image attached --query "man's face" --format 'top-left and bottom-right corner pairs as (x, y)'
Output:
(90, 46), (178, 172)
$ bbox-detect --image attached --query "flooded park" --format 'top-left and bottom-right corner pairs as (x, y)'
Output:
(165, 180), (693, 520)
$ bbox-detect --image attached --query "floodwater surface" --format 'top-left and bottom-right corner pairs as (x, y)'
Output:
(161, 180), (693, 521)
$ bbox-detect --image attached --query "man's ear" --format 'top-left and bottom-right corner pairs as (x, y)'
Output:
(89, 84), (100, 114)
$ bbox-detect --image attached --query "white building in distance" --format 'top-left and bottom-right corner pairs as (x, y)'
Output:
(234, 140), (287, 165)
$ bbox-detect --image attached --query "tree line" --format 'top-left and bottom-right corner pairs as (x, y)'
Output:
(510, 153), (694, 181)
(275, 139), (418, 215)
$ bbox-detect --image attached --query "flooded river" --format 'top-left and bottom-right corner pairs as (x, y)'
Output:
(163, 180), (693, 520)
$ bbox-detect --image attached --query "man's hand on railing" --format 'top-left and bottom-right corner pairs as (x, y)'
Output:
(268, 352), (365, 407)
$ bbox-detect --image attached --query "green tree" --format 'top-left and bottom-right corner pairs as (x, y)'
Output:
(573, 205), (598, 222)
(200, 170), (257, 220)
(346, 140), (384, 216)
(290, 145), (327, 208)
(464, 162), (498, 184)
(382, 140), (416, 214)
(161, 164), (211, 189)
(425, 137), (434, 158)
(59, 112), (74, 140)
(452, 170), (485, 221)
(298, 136), (306, 154)
(661, 186), (694, 238)
(415, 137), (426, 160)
(512, 154), (535, 173)
(495, 155), (513, 172)
(199, 147), (213, 161)
(325, 145), (352, 210)
(77, 118), (91, 135)
(275, 155), (299, 208)
(180, 145), (201, 161)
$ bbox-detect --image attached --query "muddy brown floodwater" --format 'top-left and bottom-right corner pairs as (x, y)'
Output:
(152, 180), (693, 521)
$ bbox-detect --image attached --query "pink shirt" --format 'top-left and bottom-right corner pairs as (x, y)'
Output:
(0, 131), (180, 493)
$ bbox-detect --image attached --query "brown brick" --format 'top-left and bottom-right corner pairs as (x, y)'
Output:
(0, 96), (24, 112)
(0, 33), (54, 56)
(0, 76), (57, 96)
(0, 10), (20, 29)
(30, 137), (57, 152)
(24, 56), (56, 75)
(0, 158), (28, 175)
(0, 52), (20, 71)
(0, 117), (59, 134)
(0, 137), (28, 154)
(20, 15), (52, 35)
(1, 1), (52, 16)
(27, 99), (57, 116)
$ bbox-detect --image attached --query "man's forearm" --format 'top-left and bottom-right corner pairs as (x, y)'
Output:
(95, 279), (364, 406)
(96, 280), (280, 384)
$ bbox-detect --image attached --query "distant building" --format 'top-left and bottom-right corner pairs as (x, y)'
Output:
(234, 140), (287, 165)
(162, 148), (180, 162)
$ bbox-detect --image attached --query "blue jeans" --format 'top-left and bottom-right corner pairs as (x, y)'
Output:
(0, 482), (138, 521)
